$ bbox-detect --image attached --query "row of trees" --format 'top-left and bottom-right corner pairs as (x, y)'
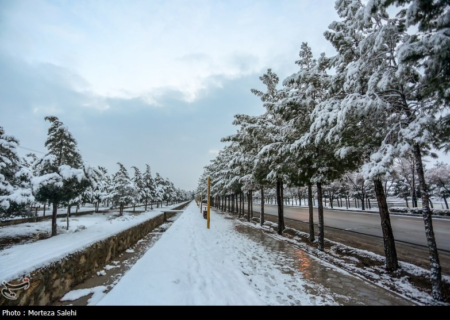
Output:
(197, 0), (449, 301)
(200, 161), (450, 210)
(0, 116), (192, 237)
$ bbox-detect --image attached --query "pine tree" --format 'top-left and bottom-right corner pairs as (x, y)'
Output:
(250, 69), (288, 235)
(380, 0), (450, 106)
(153, 173), (165, 208)
(85, 166), (108, 212)
(0, 126), (34, 219)
(131, 166), (143, 212)
(32, 116), (90, 236)
(308, 0), (402, 269)
(111, 163), (135, 216)
(141, 164), (155, 210)
(315, 0), (447, 297)
(426, 162), (450, 209)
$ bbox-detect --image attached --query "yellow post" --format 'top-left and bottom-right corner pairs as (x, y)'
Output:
(200, 192), (203, 213)
(207, 177), (211, 229)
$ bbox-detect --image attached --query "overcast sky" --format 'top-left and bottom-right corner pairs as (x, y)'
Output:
(1, 0), (448, 192)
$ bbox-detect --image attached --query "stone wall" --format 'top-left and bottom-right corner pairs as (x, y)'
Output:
(0, 201), (190, 306)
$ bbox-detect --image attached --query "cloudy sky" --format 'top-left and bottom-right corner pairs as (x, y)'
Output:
(1, 0), (447, 192)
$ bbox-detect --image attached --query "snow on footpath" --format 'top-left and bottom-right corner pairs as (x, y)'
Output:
(0, 203), (185, 283)
(95, 201), (267, 305)
(95, 201), (356, 306)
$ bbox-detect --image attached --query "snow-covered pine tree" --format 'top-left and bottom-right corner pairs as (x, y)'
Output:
(85, 166), (109, 213)
(153, 173), (166, 208)
(226, 113), (276, 223)
(250, 69), (288, 235)
(379, 0), (450, 106)
(111, 163), (135, 216)
(203, 148), (233, 213)
(142, 164), (155, 210)
(361, 0), (446, 298)
(277, 43), (329, 242)
(308, 0), (401, 270)
(162, 178), (174, 206)
(221, 129), (256, 219)
(313, 0), (447, 296)
(21, 153), (49, 215)
(131, 166), (144, 212)
(279, 42), (360, 250)
(32, 116), (90, 236)
(0, 126), (34, 219)
(426, 162), (450, 210)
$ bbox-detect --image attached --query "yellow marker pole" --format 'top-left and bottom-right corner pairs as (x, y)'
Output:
(200, 192), (203, 213)
(207, 177), (211, 229)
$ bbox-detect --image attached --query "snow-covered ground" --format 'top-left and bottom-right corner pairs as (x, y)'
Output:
(1, 200), (449, 306)
(0, 203), (181, 282)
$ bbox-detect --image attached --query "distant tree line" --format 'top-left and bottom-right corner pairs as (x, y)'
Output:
(0, 116), (193, 237)
(196, 0), (449, 301)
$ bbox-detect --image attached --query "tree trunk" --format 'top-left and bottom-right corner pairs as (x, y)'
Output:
(308, 183), (315, 242)
(276, 178), (285, 235)
(361, 192), (365, 210)
(66, 205), (71, 230)
(413, 143), (443, 301)
(444, 196), (449, 210)
(247, 192), (251, 222)
(236, 191), (241, 214)
(412, 160), (418, 208)
(260, 186), (265, 226)
(373, 178), (399, 271)
(241, 191), (244, 216)
(250, 190), (253, 218)
(51, 202), (58, 237)
(145, 199), (148, 211)
(231, 194), (234, 213)
(317, 182), (324, 251)
(43, 203), (46, 217)
(235, 192), (241, 214)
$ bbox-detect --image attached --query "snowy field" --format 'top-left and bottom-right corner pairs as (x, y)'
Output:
(0, 203), (182, 282)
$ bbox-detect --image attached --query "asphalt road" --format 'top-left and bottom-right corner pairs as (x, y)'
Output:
(255, 204), (450, 253)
